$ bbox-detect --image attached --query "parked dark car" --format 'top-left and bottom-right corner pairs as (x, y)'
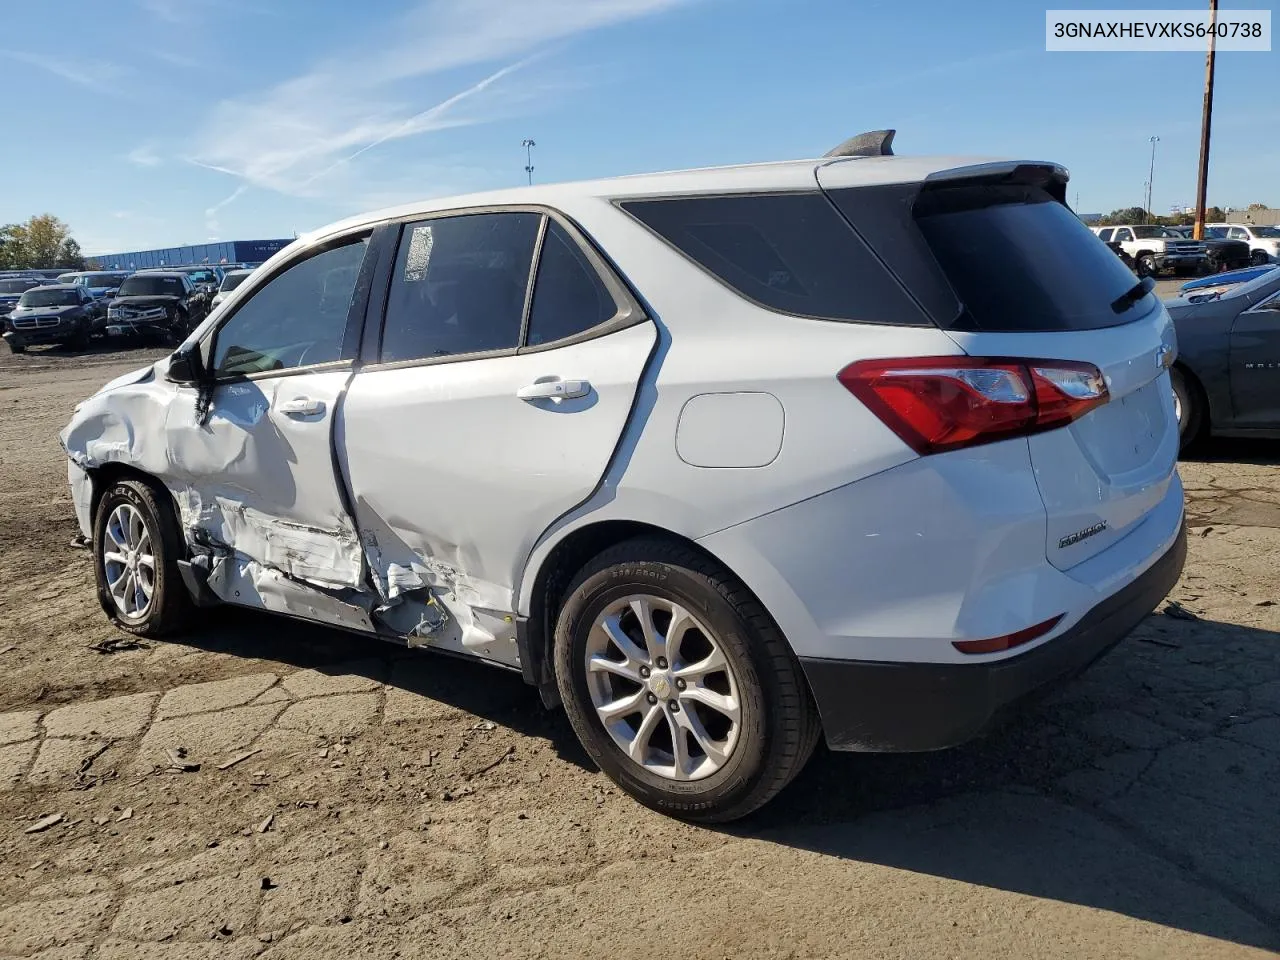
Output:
(105, 272), (209, 343)
(2, 284), (102, 352)
(0, 276), (45, 317)
(1164, 266), (1280, 448)
(1168, 226), (1252, 273)
(60, 271), (132, 301)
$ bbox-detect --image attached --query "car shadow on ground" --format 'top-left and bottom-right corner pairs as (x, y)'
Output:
(171, 607), (1280, 951)
(1184, 436), (1280, 467)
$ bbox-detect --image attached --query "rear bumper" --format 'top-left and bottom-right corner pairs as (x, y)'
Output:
(801, 520), (1186, 752)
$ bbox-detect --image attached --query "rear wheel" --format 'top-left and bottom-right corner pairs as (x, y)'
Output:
(93, 478), (195, 637)
(554, 538), (820, 823)
(1171, 366), (1204, 452)
(1252, 250), (1272, 267)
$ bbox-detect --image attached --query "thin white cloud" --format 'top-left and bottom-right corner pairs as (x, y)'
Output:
(0, 49), (125, 90)
(204, 184), (249, 231)
(186, 0), (696, 205)
(127, 144), (163, 167)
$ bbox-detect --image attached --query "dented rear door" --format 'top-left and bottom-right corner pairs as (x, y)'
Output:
(338, 211), (655, 650)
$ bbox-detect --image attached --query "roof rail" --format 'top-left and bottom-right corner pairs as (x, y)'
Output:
(823, 129), (895, 158)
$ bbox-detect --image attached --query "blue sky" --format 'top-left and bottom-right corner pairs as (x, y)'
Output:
(2, 0), (1276, 254)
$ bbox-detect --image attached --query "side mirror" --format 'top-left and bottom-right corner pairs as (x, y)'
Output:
(166, 342), (205, 384)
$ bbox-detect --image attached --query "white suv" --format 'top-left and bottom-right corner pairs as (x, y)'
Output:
(61, 143), (1186, 822)
(1208, 222), (1280, 265)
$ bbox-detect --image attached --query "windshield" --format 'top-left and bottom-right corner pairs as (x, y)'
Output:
(81, 273), (124, 287)
(219, 271), (251, 292)
(186, 270), (217, 284)
(117, 276), (184, 297)
(0, 279), (39, 293)
(1253, 226), (1280, 238)
(20, 288), (78, 307)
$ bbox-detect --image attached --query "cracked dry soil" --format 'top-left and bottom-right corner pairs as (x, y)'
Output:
(1, 344), (1278, 959)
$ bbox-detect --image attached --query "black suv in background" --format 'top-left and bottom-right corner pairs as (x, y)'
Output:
(106, 272), (209, 343)
(3, 284), (102, 352)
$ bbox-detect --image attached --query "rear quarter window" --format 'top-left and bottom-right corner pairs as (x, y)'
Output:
(620, 193), (930, 325)
(908, 184), (1148, 332)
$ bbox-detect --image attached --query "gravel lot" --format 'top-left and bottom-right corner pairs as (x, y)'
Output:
(1, 334), (1278, 959)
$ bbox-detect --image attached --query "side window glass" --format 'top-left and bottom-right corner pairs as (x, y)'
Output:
(1096, 228), (1113, 242)
(1114, 228), (1133, 242)
(212, 237), (368, 377)
(1229, 227), (1247, 240)
(526, 221), (618, 346)
(380, 212), (540, 363)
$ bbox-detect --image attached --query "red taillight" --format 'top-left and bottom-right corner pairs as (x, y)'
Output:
(952, 614), (1064, 654)
(838, 356), (1108, 455)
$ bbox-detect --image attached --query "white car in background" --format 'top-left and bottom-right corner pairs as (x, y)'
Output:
(210, 268), (255, 310)
(1209, 223), (1280, 265)
(60, 133), (1186, 822)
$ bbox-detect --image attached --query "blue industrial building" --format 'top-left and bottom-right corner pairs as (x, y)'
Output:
(90, 238), (293, 270)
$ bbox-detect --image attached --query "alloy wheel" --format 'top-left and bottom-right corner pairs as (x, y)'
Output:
(584, 594), (742, 781)
(101, 503), (155, 620)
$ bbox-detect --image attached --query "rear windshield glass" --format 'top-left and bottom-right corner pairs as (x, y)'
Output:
(621, 193), (930, 325)
(117, 276), (184, 297)
(20, 288), (78, 307)
(912, 185), (1148, 331)
(0, 279), (39, 293)
(81, 273), (123, 287)
(220, 271), (251, 292)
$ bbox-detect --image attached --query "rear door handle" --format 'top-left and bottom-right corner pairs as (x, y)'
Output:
(278, 397), (326, 417)
(516, 378), (590, 401)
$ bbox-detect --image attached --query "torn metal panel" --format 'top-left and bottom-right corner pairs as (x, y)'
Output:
(205, 553), (375, 633)
(176, 490), (363, 591)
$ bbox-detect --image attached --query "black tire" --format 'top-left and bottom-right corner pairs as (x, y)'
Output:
(68, 327), (90, 352)
(1251, 249), (1271, 267)
(92, 478), (196, 637)
(553, 537), (820, 823)
(1171, 366), (1205, 452)
(1137, 255), (1158, 278)
(5, 338), (24, 354)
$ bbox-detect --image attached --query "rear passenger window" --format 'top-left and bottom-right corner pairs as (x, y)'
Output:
(1096, 228), (1114, 242)
(622, 193), (929, 325)
(380, 213), (540, 363)
(526, 221), (617, 346)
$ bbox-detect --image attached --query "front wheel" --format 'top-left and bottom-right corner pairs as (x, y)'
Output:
(554, 538), (820, 823)
(1137, 255), (1158, 278)
(92, 478), (195, 636)
(1171, 366), (1204, 452)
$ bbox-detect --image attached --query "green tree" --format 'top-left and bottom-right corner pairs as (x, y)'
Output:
(55, 237), (85, 270)
(22, 214), (71, 268)
(1100, 206), (1151, 225)
(0, 224), (26, 269)
(1207, 206), (1227, 222)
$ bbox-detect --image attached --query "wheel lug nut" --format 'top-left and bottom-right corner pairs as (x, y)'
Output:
(656, 657), (667, 669)
(646, 692), (657, 704)
(675, 678), (686, 690)
(669, 701), (680, 712)
(639, 666), (650, 678)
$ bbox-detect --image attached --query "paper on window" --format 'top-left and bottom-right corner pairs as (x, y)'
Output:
(403, 225), (434, 282)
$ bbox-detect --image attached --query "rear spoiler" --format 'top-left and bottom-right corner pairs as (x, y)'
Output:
(924, 161), (1071, 205)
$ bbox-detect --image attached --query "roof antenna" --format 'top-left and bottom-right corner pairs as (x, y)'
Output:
(824, 129), (896, 158)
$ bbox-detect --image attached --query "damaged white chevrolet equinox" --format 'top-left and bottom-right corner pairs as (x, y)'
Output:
(62, 131), (1186, 822)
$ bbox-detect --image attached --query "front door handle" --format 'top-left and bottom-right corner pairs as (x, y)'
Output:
(516, 378), (590, 401)
(278, 397), (326, 417)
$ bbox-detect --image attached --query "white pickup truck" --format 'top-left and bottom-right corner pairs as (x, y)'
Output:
(1091, 225), (1208, 276)
(1208, 223), (1280, 266)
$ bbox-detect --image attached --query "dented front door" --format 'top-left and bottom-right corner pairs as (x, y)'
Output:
(163, 235), (374, 628)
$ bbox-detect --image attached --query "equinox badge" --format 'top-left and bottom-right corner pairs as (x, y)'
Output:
(1059, 521), (1108, 549)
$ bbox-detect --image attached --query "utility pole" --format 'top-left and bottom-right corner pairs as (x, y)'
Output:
(1145, 136), (1160, 223)
(522, 139), (536, 186)
(1193, 0), (1218, 240)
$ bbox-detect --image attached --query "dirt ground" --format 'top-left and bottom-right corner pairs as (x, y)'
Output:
(0, 335), (1277, 959)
